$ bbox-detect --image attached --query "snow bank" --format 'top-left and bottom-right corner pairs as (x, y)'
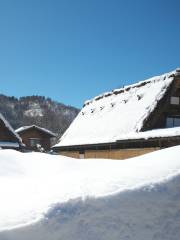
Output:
(0, 146), (180, 240)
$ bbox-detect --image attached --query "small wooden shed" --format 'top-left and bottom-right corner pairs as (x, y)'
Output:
(53, 68), (180, 159)
(16, 125), (56, 151)
(0, 112), (22, 149)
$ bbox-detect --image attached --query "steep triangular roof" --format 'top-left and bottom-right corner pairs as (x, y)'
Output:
(16, 125), (56, 137)
(0, 113), (22, 143)
(54, 69), (178, 148)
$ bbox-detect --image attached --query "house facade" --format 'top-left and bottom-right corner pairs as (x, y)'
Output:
(16, 125), (56, 151)
(0, 113), (22, 149)
(53, 68), (180, 159)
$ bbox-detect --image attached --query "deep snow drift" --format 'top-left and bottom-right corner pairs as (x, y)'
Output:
(0, 147), (180, 240)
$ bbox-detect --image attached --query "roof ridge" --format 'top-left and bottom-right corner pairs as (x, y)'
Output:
(83, 69), (177, 107)
(16, 125), (56, 137)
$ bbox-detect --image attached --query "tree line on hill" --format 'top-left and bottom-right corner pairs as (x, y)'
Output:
(0, 94), (79, 139)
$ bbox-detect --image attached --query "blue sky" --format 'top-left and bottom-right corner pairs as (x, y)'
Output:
(0, 0), (180, 108)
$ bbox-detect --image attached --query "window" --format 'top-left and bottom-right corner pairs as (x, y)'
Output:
(174, 118), (180, 127)
(170, 97), (179, 105)
(29, 138), (41, 147)
(166, 117), (180, 128)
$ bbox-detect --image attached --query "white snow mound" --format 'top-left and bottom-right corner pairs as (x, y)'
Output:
(0, 146), (180, 238)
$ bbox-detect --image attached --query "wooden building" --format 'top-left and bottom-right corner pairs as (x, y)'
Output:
(53, 68), (180, 159)
(0, 113), (22, 149)
(16, 125), (56, 151)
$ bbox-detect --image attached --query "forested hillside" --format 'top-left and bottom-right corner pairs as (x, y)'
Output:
(0, 94), (79, 138)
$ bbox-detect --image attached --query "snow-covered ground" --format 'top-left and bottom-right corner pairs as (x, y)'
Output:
(0, 147), (180, 240)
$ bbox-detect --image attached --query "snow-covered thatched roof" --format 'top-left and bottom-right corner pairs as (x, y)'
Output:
(0, 113), (22, 144)
(16, 125), (56, 137)
(55, 69), (178, 148)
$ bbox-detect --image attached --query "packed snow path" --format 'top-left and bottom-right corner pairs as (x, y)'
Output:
(0, 147), (180, 240)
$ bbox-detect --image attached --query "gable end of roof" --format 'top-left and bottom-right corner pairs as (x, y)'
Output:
(16, 125), (56, 137)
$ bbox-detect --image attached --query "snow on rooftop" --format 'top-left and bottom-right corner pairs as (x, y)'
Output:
(0, 146), (180, 239)
(55, 70), (175, 147)
(116, 126), (180, 141)
(16, 125), (56, 137)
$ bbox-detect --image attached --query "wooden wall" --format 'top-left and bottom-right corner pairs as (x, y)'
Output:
(19, 128), (52, 151)
(0, 120), (17, 142)
(59, 147), (159, 160)
(142, 76), (180, 130)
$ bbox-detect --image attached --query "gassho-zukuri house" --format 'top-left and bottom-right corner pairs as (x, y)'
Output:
(15, 125), (56, 151)
(53, 68), (180, 159)
(0, 112), (22, 149)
